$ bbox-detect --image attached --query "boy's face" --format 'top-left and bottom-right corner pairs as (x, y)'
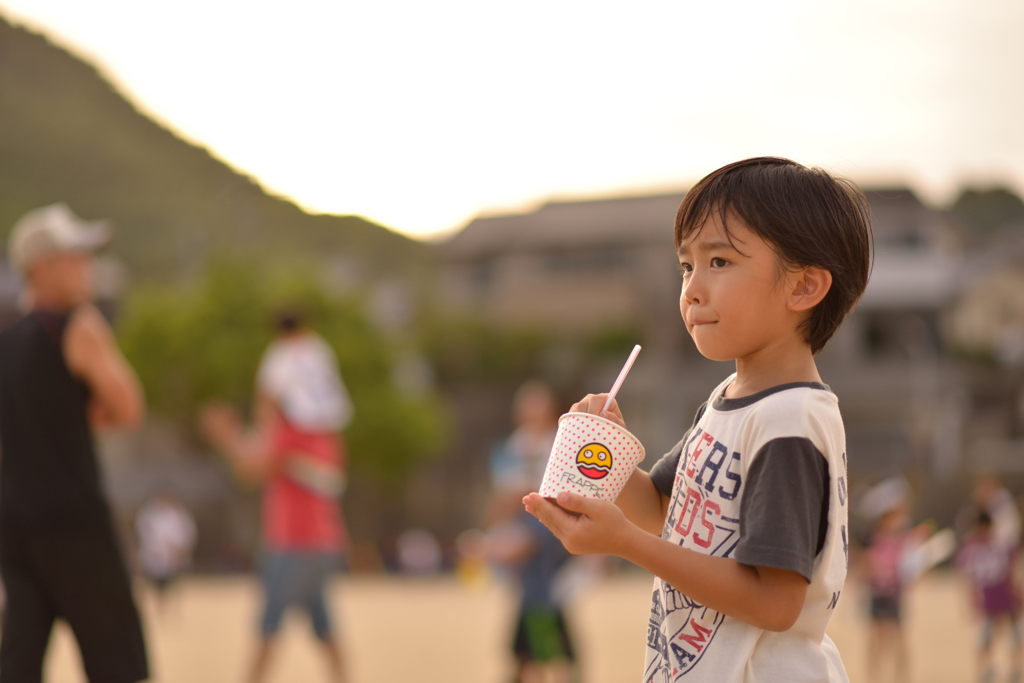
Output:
(677, 211), (798, 362)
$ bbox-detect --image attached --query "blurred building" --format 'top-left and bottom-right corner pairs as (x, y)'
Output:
(944, 231), (1024, 478)
(817, 190), (965, 484)
(441, 194), (685, 345)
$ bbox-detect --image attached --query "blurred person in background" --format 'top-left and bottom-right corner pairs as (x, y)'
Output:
(857, 478), (933, 683)
(454, 528), (490, 587)
(201, 309), (351, 683)
(395, 528), (443, 575)
(973, 475), (1022, 550)
(957, 509), (1023, 683)
(486, 381), (578, 683)
(863, 502), (913, 683)
(487, 381), (560, 526)
(0, 204), (148, 683)
(135, 490), (197, 614)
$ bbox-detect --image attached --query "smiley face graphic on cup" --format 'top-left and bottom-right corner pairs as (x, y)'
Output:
(540, 413), (645, 502)
(575, 442), (613, 480)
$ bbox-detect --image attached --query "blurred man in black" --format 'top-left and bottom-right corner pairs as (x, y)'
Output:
(0, 204), (148, 683)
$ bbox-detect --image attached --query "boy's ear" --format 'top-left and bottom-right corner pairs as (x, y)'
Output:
(787, 266), (832, 312)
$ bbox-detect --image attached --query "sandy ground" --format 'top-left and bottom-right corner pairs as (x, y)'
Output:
(41, 570), (1010, 683)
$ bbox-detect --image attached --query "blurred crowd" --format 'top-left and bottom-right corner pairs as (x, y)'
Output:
(854, 474), (1023, 683)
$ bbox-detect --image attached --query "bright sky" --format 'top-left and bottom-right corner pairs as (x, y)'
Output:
(2, 0), (1023, 239)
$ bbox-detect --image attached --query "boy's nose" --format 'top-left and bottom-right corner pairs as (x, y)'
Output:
(681, 272), (704, 306)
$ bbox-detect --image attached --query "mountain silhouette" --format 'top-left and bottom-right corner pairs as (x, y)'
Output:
(0, 16), (427, 280)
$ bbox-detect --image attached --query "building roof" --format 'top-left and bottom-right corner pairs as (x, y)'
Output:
(441, 187), (967, 312)
(863, 188), (951, 246)
(443, 185), (948, 256)
(442, 193), (684, 260)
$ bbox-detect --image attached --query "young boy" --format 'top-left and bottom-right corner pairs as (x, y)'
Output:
(524, 157), (872, 682)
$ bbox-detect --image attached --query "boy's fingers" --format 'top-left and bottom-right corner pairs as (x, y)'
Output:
(568, 395), (627, 427)
(523, 493), (544, 516)
(568, 399), (588, 414)
(599, 410), (625, 427)
(525, 495), (574, 538)
(570, 394), (606, 415)
(603, 398), (623, 418)
(556, 491), (601, 517)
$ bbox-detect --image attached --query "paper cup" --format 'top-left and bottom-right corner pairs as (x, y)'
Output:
(538, 412), (645, 504)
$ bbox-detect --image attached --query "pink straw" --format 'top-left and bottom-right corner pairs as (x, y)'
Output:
(601, 344), (642, 413)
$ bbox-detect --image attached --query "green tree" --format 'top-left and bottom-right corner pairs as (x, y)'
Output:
(117, 257), (450, 480)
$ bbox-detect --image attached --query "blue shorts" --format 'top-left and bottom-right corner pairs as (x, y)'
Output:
(259, 550), (340, 639)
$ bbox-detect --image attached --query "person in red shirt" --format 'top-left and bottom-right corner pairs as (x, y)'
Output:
(202, 310), (351, 683)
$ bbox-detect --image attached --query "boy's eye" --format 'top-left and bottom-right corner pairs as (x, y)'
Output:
(678, 262), (692, 275)
(711, 257), (728, 268)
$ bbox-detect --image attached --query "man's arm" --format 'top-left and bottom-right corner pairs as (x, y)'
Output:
(524, 492), (808, 632)
(63, 305), (144, 430)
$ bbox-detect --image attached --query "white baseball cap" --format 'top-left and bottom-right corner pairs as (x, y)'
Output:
(7, 203), (111, 274)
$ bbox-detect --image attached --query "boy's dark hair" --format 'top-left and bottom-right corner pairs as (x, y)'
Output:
(977, 509), (993, 527)
(675, 157), (873, 354)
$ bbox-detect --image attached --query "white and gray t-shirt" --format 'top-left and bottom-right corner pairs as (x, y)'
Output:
(643, 374), (850, 683)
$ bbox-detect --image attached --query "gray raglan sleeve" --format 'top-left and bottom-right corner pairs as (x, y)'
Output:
(732, 437), (830, 582)
(649, 402), (708, 498)
(649, 438), (686, 498)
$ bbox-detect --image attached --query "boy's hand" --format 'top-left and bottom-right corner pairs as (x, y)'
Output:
(523, 491), (634, 557)
(570, 393), (625, 428)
